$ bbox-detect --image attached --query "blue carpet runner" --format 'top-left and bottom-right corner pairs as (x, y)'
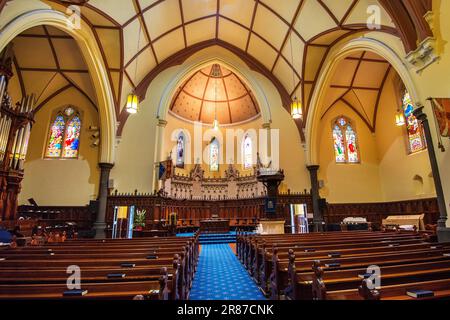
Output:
(190, 244), (266, 300)
(177, 232), (255, 244)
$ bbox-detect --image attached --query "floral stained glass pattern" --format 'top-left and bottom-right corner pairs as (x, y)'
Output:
(210, 138), (219, 172)
(62, 116), (81, 158)
(333, 125), (346, 163)
(46, 115), (65, 158)
(345, 126), (359, 163)
(403, 91), (426, 154)
(243, 135), (253, 169)
(332, 117), (359, 164)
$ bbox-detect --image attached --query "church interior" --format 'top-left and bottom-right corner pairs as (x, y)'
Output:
(1, 0), (450, 302)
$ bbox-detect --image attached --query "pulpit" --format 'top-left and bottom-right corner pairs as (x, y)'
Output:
(258, 219), (285, 234)
(256, 168), (286, 232)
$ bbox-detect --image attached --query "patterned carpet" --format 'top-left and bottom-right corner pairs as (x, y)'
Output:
(190, 244), (266, 300)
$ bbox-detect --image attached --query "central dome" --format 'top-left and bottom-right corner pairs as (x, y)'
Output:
(170, 64), (260, 125)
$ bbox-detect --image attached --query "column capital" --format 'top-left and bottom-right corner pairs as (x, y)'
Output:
(306, 165), (320, 172)
(98, 162), (114, 171)
(262, 122), (271, 129)
(413, 106), (427, 122)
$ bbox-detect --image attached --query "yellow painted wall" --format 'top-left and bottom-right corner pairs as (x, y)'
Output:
(318, 102), (383, 203)
(317, 70), (436, 204)
(375, 72), (435, 201)
(18, 88), (100, 206)
(162, 113), (264, 178)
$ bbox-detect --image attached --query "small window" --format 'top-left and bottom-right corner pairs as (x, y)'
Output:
(209, 138), (219, 172)
(243, 134), (253, 169)
(176, 132), (185, 168)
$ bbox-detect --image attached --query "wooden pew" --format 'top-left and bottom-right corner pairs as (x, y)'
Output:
(0, 270), (170, 300)
(276, 247), (450, 300)
(289, 258), (450, 300)
(258, 240), (436, 295)
(0, 234), (199, 300)
(325, 278), (450, 300)
(255, 236), (428, 288)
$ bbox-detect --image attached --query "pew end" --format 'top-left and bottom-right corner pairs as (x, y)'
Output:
(358, 279), (381, 301)
(311, 260), (327, 300)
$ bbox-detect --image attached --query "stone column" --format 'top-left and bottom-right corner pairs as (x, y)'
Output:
(413, 107), (448, 231)
(307, 165), (324, 232)
(93, 162), (114, 239)
(154, 119), (167, 192)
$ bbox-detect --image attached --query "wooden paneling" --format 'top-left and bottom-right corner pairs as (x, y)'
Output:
(324, 198), (439, 227)
(17, 205), (95, 229)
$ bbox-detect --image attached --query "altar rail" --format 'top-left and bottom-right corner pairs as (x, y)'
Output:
(324, 197), (439, 227)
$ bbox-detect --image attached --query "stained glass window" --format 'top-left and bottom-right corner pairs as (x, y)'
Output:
(176, 132), (185, 168)
(243, 134), (253, 169)
(62, 116), (81, 158)
(46, 107), (82, 159)
(345, 125), (359, 163)
(333, 125), (346, 163)
(210, 138), (219, 172)
(402, 91), (426, 154)
(46, 115), (65, 158)
(332, 117), (359, 164)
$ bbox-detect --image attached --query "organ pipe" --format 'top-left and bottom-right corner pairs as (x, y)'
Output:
(1, 44), (35, 221)
(9, 94), (35, 170)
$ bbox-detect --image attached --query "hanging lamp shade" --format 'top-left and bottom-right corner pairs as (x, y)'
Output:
(291, 97), (303, 120)
(126, 93), (139, 114)
(395, 111), (405, 126)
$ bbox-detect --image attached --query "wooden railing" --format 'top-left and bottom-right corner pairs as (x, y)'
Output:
(17, 205), (95, 229)
(12, 196), (439, 233)
(324, 197), (439, 227)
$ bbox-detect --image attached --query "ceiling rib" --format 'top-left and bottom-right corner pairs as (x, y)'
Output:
(245, 0), (259, 53)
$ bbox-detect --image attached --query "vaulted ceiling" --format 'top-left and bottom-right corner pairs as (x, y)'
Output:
(321, 51), (392, 132)
(54, 0), (399, 118)
(170, 64), (260, 125)
(9, 25), (96, 113)
(0, 0), (434, 137)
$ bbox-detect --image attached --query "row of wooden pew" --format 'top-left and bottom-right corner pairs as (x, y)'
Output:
(0, 233), (199, 300)
(236, 230), (450, 300)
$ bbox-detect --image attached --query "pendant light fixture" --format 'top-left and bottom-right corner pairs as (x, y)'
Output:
(289, 32), (302, 120)
(126, 19), (142, 114)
